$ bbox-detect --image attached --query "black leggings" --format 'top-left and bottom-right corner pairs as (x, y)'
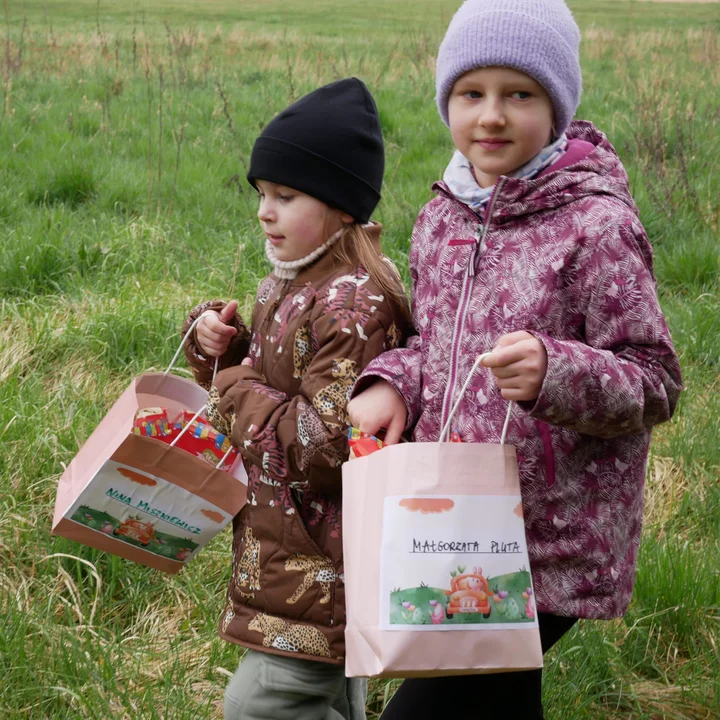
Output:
(380, 613), (577, 720)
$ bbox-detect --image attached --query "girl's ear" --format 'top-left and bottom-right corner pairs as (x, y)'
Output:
(339, 211), (354, 224)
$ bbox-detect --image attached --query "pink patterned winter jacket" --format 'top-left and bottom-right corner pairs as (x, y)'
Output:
(354, 122), (682, 620)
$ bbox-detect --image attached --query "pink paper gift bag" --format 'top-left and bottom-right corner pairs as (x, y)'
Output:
(342, 360), (542, 678)
(52, 318), (247, 574)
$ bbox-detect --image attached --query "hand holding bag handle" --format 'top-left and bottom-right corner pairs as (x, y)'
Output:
(440, 352), (513, 445)
(160, 312), (234, 469)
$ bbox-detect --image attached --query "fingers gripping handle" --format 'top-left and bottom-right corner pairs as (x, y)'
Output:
(164, 311), (231, 469)
(164, 310), (220, 383)
(439, 352), (514, 445)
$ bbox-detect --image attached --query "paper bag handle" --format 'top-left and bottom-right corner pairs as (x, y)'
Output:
(439, 352), (514, 445)
(161, 312), (235, 470)
(164, 310), (220, 383)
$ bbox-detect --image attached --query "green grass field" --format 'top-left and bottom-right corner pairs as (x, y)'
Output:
(1, 0), (719, 717)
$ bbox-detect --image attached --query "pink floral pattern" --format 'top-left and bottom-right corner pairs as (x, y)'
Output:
(355, 122), (682, 620)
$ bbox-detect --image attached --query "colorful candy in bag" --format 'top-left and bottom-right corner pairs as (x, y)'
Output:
(133, 407), (239, 471)
(347, 427), (385, 460)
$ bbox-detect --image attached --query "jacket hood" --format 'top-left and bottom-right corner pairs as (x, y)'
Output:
(435, 121), (639, 224)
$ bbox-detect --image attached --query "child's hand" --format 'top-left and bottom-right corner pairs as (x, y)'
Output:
(196, 300), (239, 357)
(481, 331), (548, 402)
(347, 380), (407, 445)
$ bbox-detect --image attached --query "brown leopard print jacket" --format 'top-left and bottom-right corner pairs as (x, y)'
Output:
(182, 225), (410, 664)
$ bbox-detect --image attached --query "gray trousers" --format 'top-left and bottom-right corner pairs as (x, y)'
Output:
(224, 650), (368, 720)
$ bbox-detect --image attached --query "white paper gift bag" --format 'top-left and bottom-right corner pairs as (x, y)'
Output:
(52, 315), (247, 573)
(342, 355), (543, 677)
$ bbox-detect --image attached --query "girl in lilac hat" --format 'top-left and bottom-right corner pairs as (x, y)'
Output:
(348, 0), (682, 716)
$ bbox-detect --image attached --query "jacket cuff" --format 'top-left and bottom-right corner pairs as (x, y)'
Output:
(352, 350), (422, 431)
(518, 331), (575, 423)
(181, 300), (250, 387)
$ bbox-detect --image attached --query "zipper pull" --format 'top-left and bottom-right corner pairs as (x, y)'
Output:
(467, 224), (483, 277)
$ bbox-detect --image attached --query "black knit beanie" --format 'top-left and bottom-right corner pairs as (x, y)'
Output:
(247, 78), (384, 224)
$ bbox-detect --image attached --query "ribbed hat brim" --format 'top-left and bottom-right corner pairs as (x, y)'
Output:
(247, 137), (381, 224)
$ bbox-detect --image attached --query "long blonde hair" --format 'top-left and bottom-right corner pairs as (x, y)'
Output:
(331, 223), (412, 325)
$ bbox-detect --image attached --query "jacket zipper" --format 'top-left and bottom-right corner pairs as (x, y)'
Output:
(260, 278), (291, 339)
(439, 179), (506, 435)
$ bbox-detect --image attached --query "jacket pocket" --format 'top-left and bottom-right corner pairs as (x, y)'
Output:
(282, 492), (339, 624)
(235, 489), (336, 629)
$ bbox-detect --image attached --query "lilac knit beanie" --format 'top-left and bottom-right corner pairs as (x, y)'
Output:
(436, 0), (582, 135)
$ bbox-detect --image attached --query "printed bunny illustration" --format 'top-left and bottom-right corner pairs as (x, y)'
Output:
(445, 566), (493, 619)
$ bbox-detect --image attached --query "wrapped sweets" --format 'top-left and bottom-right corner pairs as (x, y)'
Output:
(134, 408), (239, 471)
(347, 427), (385, 460)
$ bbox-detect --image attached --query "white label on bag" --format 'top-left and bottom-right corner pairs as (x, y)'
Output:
(65, 460), (233, 563)
(379, 495), (538, 631)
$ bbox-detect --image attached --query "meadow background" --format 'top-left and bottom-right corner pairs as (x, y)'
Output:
(1, 0), (718, 717)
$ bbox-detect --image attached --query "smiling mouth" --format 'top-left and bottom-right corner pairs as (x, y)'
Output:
(475, 138), (511, 149)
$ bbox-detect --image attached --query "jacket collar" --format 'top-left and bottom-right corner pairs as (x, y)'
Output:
(289, 221), (382, 286)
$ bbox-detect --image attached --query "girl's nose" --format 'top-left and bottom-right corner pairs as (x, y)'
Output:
(478, 98), (506, 128)
(257, 200), (275, 223)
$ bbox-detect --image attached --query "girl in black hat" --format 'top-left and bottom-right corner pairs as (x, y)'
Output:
(180, 78), (410, 720)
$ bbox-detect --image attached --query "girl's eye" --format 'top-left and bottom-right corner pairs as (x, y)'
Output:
(278, 194), (294, 202)
(464, 90), (482, 100)
(511, 91), (532, 100)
